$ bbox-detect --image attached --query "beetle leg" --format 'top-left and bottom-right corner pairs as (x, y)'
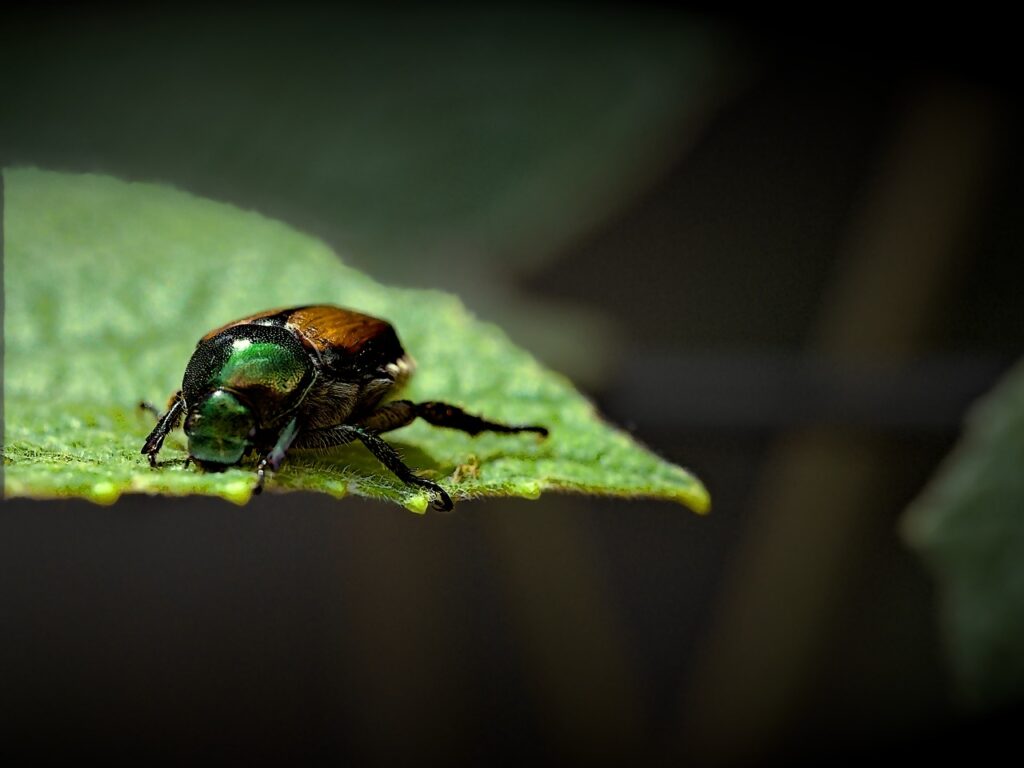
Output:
(253, 417), (300, 494)
(294, 423), (453, 511)
(353, 427), (453, 511)
(415, 401), (548, 437)
(141, 392), (185, 467)
(359, 400), (547, 438)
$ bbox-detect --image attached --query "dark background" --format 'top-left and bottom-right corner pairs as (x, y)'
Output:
(2, 5), (1022, 764)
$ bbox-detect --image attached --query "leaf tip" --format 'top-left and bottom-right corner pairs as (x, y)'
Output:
(679, 484), (712, 515)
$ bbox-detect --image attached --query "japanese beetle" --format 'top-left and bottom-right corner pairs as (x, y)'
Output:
(142, 305), (548, 510)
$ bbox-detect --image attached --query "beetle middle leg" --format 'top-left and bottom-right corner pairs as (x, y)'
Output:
(293, 423), (453, 511)
(359, 400), (548, 438)
(253, 417), (300, 495)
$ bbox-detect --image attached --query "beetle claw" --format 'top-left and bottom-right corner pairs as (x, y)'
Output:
(431, 486), (454, 512)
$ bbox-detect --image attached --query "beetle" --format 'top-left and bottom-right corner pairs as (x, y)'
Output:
(141, 305), (548, 510)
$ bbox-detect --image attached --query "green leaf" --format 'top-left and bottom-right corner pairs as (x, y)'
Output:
(903, 360), (1024, 706)
(3, 169), (709, 515)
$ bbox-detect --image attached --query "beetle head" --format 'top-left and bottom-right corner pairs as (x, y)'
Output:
(185, 389), (257, 469)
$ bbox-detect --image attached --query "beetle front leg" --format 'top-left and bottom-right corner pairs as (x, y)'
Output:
(141, 392), (185, 467)
(253, 417), (300, 495)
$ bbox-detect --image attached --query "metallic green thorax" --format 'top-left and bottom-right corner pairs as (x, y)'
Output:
(216, 340), (308, 395)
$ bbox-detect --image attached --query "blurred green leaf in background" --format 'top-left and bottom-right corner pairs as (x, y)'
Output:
(2, 169), (709, 514)
(904, 361), (1024, 708)
(0, 5), (736, 384)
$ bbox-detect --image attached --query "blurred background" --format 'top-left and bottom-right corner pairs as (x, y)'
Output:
(2, 4), (1022, 764)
